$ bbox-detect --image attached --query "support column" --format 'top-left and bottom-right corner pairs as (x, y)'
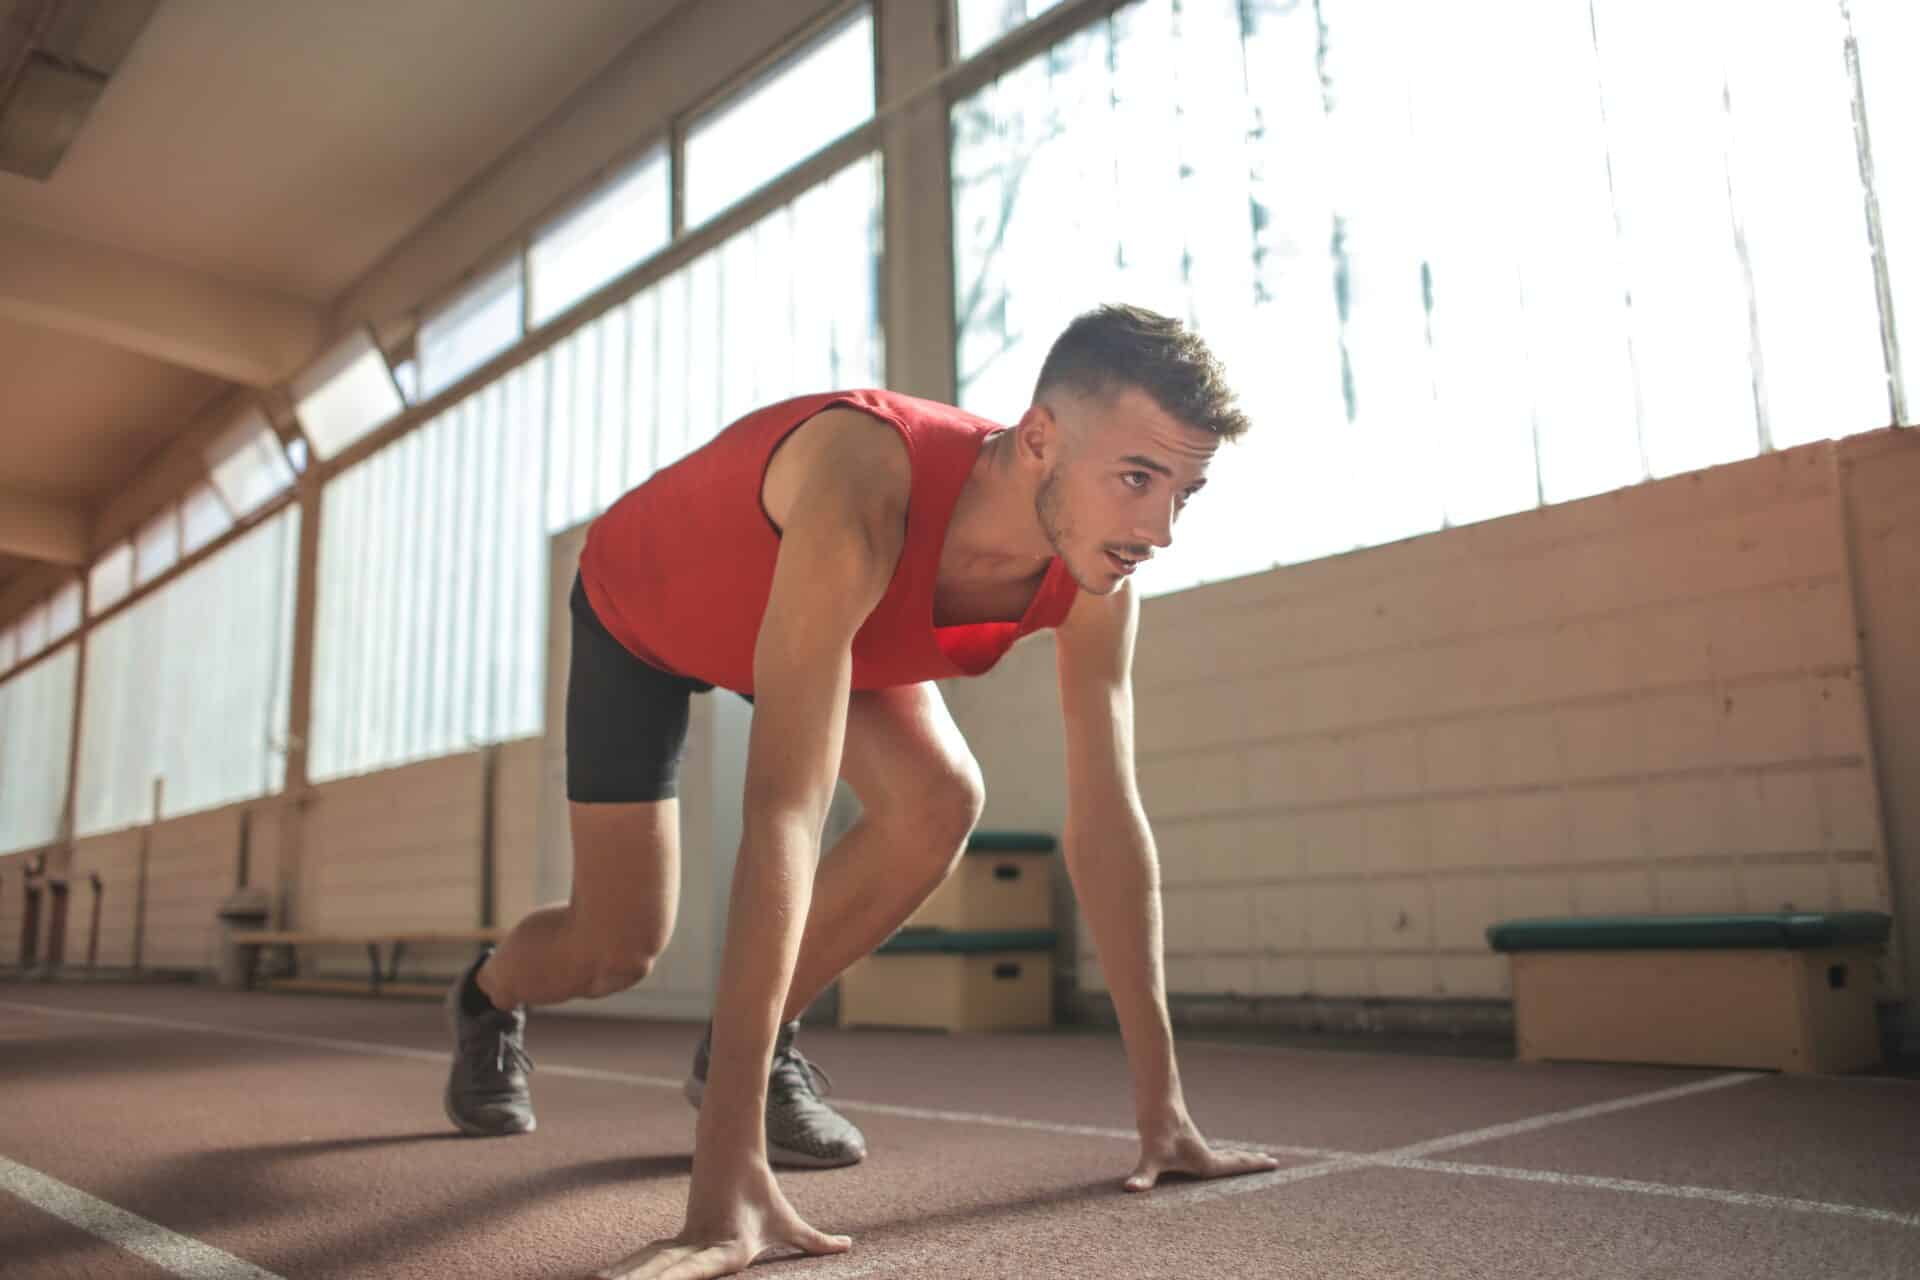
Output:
(877, 0), (957, 403)
(276, 468), (325, 928)
(44, 572), (90, 972)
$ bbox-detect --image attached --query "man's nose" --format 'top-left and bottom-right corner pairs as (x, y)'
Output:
(1137, 500), (1175, 549)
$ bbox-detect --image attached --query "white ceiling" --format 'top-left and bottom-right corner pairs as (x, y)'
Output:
(0, 0), (684, 600)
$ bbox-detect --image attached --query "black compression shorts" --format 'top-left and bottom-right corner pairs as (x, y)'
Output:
(565, 572), (718, 803)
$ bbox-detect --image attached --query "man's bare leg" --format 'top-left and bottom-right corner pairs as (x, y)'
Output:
(781, 683), (985, 1022)
(447, 798), (681, 1137)
(478, 799), (682, 1008)
(683, 683), (983, 1165)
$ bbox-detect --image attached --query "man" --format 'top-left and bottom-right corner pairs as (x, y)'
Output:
(444, 304), (1280, 1277)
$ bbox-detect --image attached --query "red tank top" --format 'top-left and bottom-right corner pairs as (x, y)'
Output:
(578, 389), (1080, 695)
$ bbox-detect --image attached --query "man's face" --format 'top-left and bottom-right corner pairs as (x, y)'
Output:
(1033, 386), (1219, 595)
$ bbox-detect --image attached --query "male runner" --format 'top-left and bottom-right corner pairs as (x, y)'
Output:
(444, 304), (1280, 1276)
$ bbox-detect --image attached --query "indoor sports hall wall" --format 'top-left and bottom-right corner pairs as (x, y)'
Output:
(944, 429), (1918, 1030)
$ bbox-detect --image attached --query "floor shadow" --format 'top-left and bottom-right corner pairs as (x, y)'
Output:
(5, 1136), (695, 1278)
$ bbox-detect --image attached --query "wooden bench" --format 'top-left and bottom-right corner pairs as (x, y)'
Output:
(230, 929), (508, 996)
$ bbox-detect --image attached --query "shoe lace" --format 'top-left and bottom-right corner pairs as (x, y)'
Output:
(493, 1034), (535, 1079)
(769, 1044), (832, 1100)
(463, 1016), (534, 1084)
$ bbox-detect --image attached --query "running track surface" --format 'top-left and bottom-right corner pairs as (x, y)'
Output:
(3, 983), (1917, 1279)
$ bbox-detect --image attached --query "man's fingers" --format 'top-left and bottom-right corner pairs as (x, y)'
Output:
(1124, 1145), (1281, 1194)
(1203, 1148), (1282, 1180)
(592, 1242), (688, 1279)
(790, 1226), (854, 1256)
(595, 1241), (751, 1280)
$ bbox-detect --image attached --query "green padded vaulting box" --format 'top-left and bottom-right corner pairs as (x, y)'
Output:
(904, 832), (1055, 931)
(1488, 912), (1892, 1073)
(839, 928), (1056, 1033)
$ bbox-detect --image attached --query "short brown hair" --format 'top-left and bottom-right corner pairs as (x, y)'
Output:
(1033, 304), (1249, 441)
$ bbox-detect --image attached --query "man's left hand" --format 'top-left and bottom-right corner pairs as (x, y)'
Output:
(1123, 1119), (1281, 1192)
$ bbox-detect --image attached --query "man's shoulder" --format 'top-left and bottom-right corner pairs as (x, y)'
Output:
(816, 388), (1004, 436)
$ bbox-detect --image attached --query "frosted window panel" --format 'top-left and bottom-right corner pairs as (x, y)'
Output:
(530, 145), (671, 327)
(310, 360), (549, 782)
(180, 484), (234, 557)
(294, 330), (405, 460)
(1856, 0), (1918, 421)
(418, 259), (525, 401)
(206, 407), (294, 518)
(75, 508), (299, 836)
(89, 543), (132, 614)
(46, 581), (81, 642)
(16, 604), (48, 658)
(133, 507), (180, 586)
(0, 644), (77, 853)
(1722, 1), (1887, 447)
(684, 8), (875, 228)
(392, 359), (420, 405)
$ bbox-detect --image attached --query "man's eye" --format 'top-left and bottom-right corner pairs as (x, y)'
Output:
(1123, 473), (1150, 489)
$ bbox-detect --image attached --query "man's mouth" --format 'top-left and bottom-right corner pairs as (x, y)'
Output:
(1106, 549), (1146, 575)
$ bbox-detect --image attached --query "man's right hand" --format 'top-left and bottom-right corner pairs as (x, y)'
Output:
(592, 1158), (850, 1279)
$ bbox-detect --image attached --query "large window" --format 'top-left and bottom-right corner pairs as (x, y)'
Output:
(311, 360), (551, 783)
(529, 145), (672, 328)
(417, 259), (526, 402)
(1855, 0), (1917, 412)
(205, 405), (296, 518)
(88, 543), (133, 615)
(312, 157), (883, 781)
(954, 0), (1067, 59)
(0, 645), (77, 853)
(683, 7), (875, 229)
(953, 0), (1909, 596)
(75, 509), (300, 835)
(294, 330), (406, 460)
(45, 582), (81, 643)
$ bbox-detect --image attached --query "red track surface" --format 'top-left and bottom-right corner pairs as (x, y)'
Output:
(3, 982), (1917, 1278)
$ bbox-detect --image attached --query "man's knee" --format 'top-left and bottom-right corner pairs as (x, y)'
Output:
(904, 760), (986, 878)
(582, 944), (658, 998)
(570, 912), (668, 997)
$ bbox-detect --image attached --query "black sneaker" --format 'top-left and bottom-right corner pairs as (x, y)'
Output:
(683, 1020), (867, 1168)
(443, 948), (535, 1136)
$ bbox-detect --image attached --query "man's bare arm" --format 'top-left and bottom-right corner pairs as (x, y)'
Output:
(602, 412), (908, 1279)
(1054, 581), (1279, 1191)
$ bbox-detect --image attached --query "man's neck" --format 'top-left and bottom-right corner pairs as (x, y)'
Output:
(940, 429), (1052, 587)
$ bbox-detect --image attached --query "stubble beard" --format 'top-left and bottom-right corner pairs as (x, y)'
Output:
(1036, 468), (1109, 595)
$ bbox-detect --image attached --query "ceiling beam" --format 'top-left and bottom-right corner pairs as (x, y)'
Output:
(0, 216), (325, 386)
(0, 487), (87, 566)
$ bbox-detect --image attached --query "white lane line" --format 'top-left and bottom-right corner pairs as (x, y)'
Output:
(1392, 1159), (1920, 1229)
(832, 1100), (1338, 1159)
(1148, 1071), (1764, 1207)
(0, 1000), (1324, 1156)
(0, 1000), (683, 1088)
(1, 1155), (285, 1280)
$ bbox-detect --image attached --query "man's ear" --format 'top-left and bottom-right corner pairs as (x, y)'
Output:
(1016, 400), (1061, 468)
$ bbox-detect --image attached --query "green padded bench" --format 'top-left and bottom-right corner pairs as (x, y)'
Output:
(840, 927), (1058, 1033)
(1488, 912), (1892, 1073)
